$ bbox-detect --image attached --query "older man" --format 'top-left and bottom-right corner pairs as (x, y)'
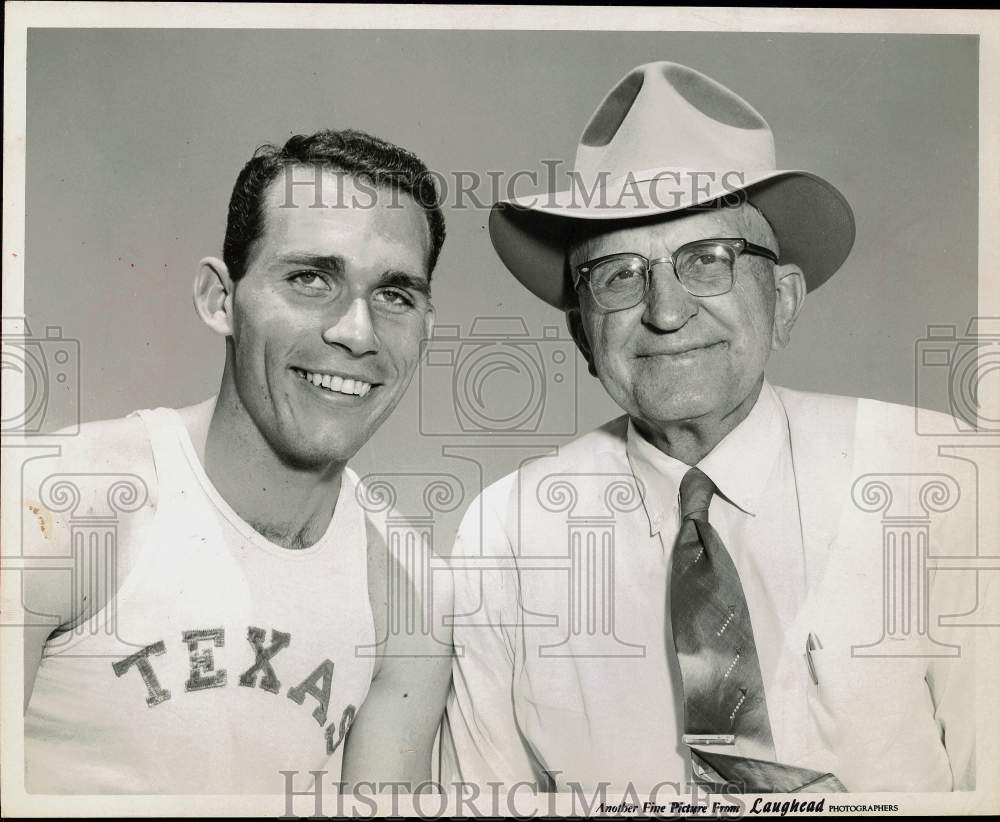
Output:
(443, 62), (978, 794)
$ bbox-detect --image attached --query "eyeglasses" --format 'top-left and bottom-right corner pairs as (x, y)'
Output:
(574, 237), (779, 311)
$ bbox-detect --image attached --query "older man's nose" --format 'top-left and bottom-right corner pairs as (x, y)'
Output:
(642, 263), (699, 331)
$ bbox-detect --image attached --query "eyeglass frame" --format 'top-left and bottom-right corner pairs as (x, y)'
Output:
(573, 237), (779, 310)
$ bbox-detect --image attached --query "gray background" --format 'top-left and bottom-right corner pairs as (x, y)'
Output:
(25, 30), (978, 525)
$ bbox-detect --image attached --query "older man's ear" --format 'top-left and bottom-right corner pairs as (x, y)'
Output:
(771, 263), (807, 350)
(567, 308), (598, 378)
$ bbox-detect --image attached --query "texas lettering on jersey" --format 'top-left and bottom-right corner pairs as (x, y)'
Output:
(111, 625), (356, 755)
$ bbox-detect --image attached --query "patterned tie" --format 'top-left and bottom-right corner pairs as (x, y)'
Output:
(670, 467), (845, 793)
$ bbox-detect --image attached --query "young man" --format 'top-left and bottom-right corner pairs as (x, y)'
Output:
(22, 129), (452, 794)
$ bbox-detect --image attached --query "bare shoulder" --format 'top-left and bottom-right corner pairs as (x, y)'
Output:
(34, 414), (156, 481)
(22, 413), (159, 519)
(23, 394), (216, 510)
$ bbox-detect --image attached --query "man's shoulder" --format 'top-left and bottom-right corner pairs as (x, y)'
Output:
(22, 398), (217, 515)
(772, 384), (951, 450)
(42, 397), (218, 480)
(27, 413), (156, 490)
(66, 412), (151, 458)
(773, 387), (968, 529)
(771, 384), (861, 416)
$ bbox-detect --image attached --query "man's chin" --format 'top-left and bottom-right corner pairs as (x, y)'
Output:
(633, 393), (724, 427)
(273, 435), (363, 471)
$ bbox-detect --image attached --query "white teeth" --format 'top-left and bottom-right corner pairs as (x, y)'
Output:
(300, 369), (372, 397)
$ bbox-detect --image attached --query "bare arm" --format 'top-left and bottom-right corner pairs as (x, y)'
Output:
(20, 436), (85, 711)
(21, 576), (68, 711)
(341, 519), (454, 789)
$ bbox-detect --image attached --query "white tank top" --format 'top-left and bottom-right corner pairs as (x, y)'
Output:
(25, 407), (376, 794)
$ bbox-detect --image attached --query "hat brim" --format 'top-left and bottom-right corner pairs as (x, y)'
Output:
(489, 170), (855, 310)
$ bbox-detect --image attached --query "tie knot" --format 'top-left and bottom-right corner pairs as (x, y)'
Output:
(679, 467), (715, 521)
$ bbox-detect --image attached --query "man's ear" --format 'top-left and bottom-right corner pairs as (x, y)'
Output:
(193, 257), (235, 337)
(566, 308), (597, 378)
(771, 263), (806, 350)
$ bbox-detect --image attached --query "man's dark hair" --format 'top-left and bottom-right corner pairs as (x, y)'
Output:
(223, 128), (446, 281)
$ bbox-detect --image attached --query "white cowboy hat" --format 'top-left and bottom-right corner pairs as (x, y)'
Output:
(489, 61), (856, 309)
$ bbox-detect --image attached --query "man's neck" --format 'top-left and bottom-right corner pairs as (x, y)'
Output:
(633, 379), (765, 466)
(199, 384), (344, 551)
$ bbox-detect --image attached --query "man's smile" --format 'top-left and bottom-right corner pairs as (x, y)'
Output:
(291, 366), (380, 398)
(636, 341), (728, 358)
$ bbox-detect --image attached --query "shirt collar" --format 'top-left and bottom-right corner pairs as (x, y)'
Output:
(626, 380), (787, 535)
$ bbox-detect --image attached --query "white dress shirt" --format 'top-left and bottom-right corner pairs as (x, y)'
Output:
(444, 381), (814, 791)
(444, 384), (977, 794)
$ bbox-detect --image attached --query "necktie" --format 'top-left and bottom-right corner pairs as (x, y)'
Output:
(670, 467), (845, 793)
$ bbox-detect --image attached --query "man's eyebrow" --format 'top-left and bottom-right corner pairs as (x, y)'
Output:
(378, 270), (432, 298)
(276, 253), (345, 272)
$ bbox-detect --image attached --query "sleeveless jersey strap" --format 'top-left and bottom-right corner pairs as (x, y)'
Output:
(128, 407), (193, 509)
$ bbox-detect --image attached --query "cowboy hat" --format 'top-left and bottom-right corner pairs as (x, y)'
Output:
(489, 61), (856, 309)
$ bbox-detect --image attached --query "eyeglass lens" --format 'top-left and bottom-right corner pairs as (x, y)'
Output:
(587, 241), (736, 308)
